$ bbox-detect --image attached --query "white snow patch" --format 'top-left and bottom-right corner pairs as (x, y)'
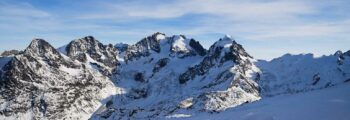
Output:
(59, 66), (80, 76)
(172, 36), (188, 52)
(166, 114), (192, 119)
(156, 34), (166, 40)
(215, 34), (234, 48)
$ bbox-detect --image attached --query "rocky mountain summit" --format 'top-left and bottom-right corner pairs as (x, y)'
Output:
(0, 38), (115, 120)
(0, 32), (349, 120)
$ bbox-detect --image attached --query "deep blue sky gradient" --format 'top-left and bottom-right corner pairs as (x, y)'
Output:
(0, 0), (349, 60)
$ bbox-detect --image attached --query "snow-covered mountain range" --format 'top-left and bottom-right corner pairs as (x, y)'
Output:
(0, 33), (349, 120)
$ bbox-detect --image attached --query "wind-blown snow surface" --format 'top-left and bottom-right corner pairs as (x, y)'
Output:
(183, 82), (350, 120)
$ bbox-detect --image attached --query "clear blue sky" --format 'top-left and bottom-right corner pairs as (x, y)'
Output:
(0, 0), (349, 60)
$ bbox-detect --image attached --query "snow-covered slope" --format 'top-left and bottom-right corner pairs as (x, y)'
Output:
(257, 52), (350, 96)
(183, 82), (350, 120)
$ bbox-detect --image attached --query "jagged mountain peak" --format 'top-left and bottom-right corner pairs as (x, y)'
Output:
(23, 38), (62, 59)
(0, 40), (115, 120)
(64, 36), (118, 68)
(135, 32), (166, 45)
(212, 34), (236, 48)
(168, 35), (207, 57)
(71, 36), (101, 46)
(124, 33), (207, 61)
(57, 36), (100, 55)
(205, 34), (252, 65)
(170, 35), (194, 52)
(141, 32), (166, 40)
(81, 35), (94, 40)
(130, 32), (166, 53)
(178, 35), (255, 84)
(67, 36), (102, 50)
(152, 32), (167, 40)
(25, 38), (53, 52)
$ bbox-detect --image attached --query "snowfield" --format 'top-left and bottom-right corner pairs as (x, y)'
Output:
(177, 82), (350, 120)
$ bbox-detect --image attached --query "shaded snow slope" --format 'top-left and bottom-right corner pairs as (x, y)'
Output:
(184, 82), (350, 120)
(0, 57), (12, 69)
(257, 53), (350, 96)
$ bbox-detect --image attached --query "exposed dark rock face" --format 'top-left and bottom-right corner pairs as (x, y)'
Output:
(124, 33), (208, 62)
(179, 36), (253, 84)
(134, 72), (145, 82)
(334, 50), (350, 65)
(189, 39), (207, 56)
(124, 32), (164, 62)
(127, 88), (148, 99)
(66, 36), (118, 68)
(25, 39), (63, 63)
(168, 35), (206, 58)
(24, 39), (77, 68)
(153, 58), (170, 73)
(312, 73), (321, 85)
(90, 63), (113, 76)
